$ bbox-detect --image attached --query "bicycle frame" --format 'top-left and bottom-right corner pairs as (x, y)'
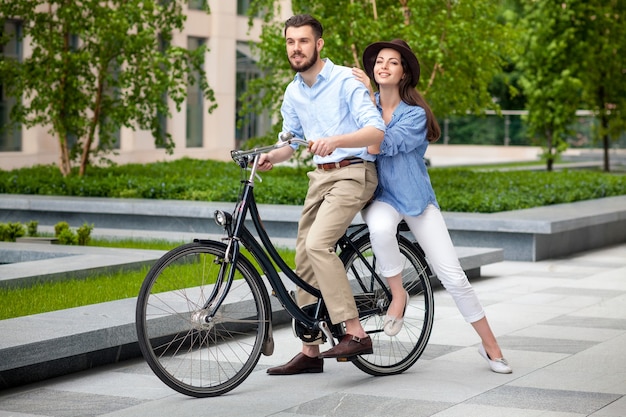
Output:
(202, 140), (394, 341)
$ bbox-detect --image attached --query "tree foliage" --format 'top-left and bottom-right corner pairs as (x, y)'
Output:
(575, 0), (626, 171)
(0, 0), (216, 177)
(241, 0), (518, 145)
(515, 0), (626, 172)
(516, 1), (584, 171)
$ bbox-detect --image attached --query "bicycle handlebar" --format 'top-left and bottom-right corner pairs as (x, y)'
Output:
(230, 132), (308, 167)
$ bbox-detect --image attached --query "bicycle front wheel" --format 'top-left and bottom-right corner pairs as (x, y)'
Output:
(341, 234), (434, 376)
(135, 241), (269, 397)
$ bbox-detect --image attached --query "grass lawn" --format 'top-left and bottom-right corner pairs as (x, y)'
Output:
(0, 237), (297, 320)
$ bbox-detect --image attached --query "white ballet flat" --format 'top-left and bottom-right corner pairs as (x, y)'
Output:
(478, 344), (512, 374)
(383, 291), (409, 336)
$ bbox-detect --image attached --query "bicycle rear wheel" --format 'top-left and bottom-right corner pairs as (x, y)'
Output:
(341, 234), (434, 376)
(135, 241), (270, 397)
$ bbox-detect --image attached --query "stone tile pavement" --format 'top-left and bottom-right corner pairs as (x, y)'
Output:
(0, 243), (624, 417)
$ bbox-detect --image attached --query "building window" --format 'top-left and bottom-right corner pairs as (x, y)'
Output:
(188, 0), (204, 10)
(156, 98), (167, 149)
(156, 35), (168, 148)
(64, 34), (81, 150)
(237, 0), (264, 17)
(186, 36), (205, 148)
(99, 63), (121, 150)
(235, 41), (270, 146)
(0, 20), (22, 152)
(237, 0), (252, 16)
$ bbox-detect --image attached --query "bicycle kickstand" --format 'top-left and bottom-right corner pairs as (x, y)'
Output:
(262, 321), (275, 356)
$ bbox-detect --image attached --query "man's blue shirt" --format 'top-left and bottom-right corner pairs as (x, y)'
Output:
(280, 58), (385, 164)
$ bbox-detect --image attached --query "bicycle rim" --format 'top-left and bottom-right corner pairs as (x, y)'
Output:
(342, 235), (434, 376)
(135, 241), (268, 397)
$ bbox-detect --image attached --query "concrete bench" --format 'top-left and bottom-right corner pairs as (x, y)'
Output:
(443, 195), (626, 261)
(2, 193), (625, 261)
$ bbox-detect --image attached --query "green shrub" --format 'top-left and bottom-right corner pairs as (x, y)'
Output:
(0, 158), (623, 212)
(430, 168), (626, 212)
(57, 228), (78, 245)
(54, 221), (70, 237)
(52, 221), (93, 245)
(0, 220), (91, 245)
(0, 222), (26, 242)
(77, 223), (94, 246)
(27, 220), (39, 237)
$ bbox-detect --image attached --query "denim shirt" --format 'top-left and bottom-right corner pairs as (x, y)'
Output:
(280, 58), (385, 164)
(374, 93), (439, 216)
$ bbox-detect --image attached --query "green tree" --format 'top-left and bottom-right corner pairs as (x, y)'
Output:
(0, 0), (216, 177)
(516, 0), (584, 171)
(489, 0), (526, 111)
(576, 0), (626, 172)
(241, 0), (517, 144)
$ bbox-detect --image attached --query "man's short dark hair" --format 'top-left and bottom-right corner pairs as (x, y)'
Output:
(284, 14), (323, 39)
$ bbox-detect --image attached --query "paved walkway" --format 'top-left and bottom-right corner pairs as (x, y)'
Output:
(0, 243), (624, 417)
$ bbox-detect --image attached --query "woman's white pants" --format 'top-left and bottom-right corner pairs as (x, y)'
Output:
(362, 201), (485, 323)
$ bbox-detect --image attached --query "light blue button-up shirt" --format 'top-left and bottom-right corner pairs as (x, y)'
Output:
(280, 58), (385, 164)
(374, 94), (439, 216)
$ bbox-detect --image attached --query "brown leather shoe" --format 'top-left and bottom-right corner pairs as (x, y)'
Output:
(319, 334), (373, 359)
(266, 352), (323, 375)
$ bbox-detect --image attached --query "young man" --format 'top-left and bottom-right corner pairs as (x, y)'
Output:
(257, 14), (385, 375)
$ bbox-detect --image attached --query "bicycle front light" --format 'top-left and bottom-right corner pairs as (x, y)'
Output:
(214, 210), (232, 227)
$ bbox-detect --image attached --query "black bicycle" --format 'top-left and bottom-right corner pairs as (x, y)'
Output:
(135, 134), (435, 397)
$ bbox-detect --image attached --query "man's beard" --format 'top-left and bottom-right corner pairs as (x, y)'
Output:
(289, 47), (318, 73)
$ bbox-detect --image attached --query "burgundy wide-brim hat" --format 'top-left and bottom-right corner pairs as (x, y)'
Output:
(362, 39), (421, 87)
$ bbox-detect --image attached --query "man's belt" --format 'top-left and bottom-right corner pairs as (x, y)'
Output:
(317, 158), (365, 170)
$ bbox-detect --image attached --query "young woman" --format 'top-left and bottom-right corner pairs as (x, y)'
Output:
(353, 39), (512, 373)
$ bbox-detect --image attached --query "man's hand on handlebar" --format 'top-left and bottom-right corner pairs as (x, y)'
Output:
(257, 153), (273, 172)
(308, 137), (336, 157)
(255, 145), (295, 171)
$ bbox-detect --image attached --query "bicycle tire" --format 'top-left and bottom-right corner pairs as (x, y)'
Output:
(340, 234), (434, 376)
(135, 241), (270, 397)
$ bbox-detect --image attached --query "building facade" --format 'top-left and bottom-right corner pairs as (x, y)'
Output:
(0, 0), (292, 171)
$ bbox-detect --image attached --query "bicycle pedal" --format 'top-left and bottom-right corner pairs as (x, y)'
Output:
(336, 356), (356, 362)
